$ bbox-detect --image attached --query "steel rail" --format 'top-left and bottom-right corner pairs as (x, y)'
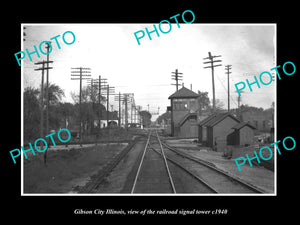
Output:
(149, 144), (218, 193)
(130, 130), (152, 193)
(155, 130), (177, 194)
(161, 141), (265, 194)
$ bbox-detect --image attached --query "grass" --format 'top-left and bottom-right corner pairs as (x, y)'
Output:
(23, 143), (126, 193)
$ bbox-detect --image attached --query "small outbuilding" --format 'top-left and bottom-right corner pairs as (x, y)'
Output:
(198, 113), (240, 149)
(227, 121), (256, 146)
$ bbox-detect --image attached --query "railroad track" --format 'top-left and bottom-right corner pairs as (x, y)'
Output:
(129, 130), (264, 194)
(159, 138), (265, 194)
(78, 129), (264, 194)
(129, 130), (220, 193)
(130, 130), (176, 193)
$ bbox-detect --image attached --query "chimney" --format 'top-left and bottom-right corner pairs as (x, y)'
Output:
(190, 84), (192, 90)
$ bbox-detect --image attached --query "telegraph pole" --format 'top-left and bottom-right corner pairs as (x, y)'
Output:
(171, 69), (183, 91)
(99, 76), (107, 129)
(102, 85), (115, 128)
(136, 105), (142, 128)
(91, 76), (108, 130)
(34, 59), (53, 165)
(125, 95), (128, 129)
(225, 65), (232, 112)
(123, 93), (133, 129)
(34, 61), (45, 147)
(118, 92), (121, 126)
(114, 92), (124, 127)
(45, 42), (52, 141)
(203, 52), (222, 112)
(71, 67), (91, 146)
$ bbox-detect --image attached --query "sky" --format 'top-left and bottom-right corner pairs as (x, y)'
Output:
(22, 23), (276, 121)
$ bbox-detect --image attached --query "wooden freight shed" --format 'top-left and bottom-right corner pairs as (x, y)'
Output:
(168, 87), (200, 137)
(198, 113), (240, 149)
(227, 121), (256, 146)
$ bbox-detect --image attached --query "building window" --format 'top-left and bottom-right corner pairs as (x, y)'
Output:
(173, 98), (188, 111)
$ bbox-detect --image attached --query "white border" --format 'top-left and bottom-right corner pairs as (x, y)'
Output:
(21, 23), (277, 196)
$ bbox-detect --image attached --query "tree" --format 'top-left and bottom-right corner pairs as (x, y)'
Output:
(156, 111), (170, 124)
(240, 104), (264, 112)
(215, 99), (225, 111)
(139, 110), (152, 128)
(56, 102), (76, 128)
(197, 91), (210, 113)
(45, 83), (65, 105)
(70, 86), (107, 134)
(44, 83), (65, 131)
(24, 87), (40, 142)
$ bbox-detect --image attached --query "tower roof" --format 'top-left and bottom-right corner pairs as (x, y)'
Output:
(168, 87), (199, 99)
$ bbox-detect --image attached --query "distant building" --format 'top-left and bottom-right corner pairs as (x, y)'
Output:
(93, 111), (119, 128)
(240, 109), (273, 132)
(168, 87), (200, 138)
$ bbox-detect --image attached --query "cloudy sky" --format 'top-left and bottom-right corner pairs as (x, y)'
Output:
(22, 23), (275, 120)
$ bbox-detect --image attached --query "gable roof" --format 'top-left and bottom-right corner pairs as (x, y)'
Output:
(199, 112), (240, 127)
(198, 113), (218, 126)
(168, 87), (199, 99)
(232, 121), (256, 130)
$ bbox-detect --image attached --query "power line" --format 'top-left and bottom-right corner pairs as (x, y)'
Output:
(213, 70), (238, 109)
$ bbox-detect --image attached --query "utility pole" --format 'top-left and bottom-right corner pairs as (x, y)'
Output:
(136, 105), (142, 128)
(203, 52), (222, 112)
(34, 59), (53, 165)
(171, 69), (183, 91)
(45, 43), (52, 141)
(97, 76), (107, 130)
(87, 78), (98, 132)
(34, 61), (45, 153)
(123, 93), (133, 129)
(130, 94), (135, 124)
(71, 67), (91, 146)
(103, 85), (115, 128)
(225, 65), (232, 112)
(114, 92), (124, 127)
(125, 95), (128, 129)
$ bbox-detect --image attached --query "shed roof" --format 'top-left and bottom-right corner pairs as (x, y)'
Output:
(198, 112), (240, 127)
(168, 87), (199, 99)
(232, 121), (256, 130)
(178, 112), (197, 126)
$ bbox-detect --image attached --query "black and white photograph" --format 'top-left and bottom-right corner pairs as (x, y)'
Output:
(21, 23), (276, 195)
(4, 5), (298, 221)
